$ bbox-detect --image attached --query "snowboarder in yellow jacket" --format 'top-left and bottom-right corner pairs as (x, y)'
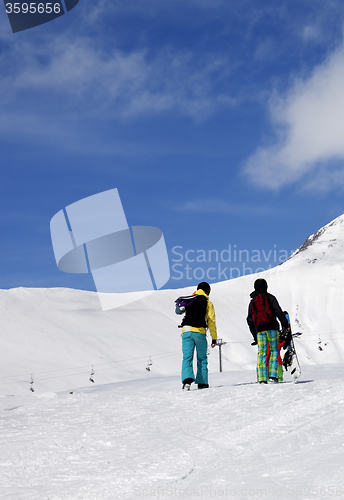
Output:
(176, 282), (217, 390)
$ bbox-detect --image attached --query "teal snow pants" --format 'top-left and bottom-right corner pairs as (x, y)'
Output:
(181, 331), (208, 385)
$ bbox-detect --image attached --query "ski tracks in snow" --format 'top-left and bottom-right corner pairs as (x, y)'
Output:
(0, 369), (344, 499)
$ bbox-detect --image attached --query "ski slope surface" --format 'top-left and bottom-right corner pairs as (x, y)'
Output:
(1, 215), (344, 498)
(0, 366), (344, 499)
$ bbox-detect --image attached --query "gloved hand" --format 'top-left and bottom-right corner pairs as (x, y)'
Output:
(282, 328), (292, 350)
(211, 339), (217, 348)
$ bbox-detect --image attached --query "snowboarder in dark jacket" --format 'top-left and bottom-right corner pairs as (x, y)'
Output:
(247, 279), (289, 384)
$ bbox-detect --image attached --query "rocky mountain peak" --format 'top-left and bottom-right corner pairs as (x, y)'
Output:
(287, 214), (344, 263)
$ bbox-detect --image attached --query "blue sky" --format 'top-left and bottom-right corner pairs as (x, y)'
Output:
(1, 0), (344, 292)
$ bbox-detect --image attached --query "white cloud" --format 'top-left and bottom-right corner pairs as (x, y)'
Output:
(243, 41), (344, 190)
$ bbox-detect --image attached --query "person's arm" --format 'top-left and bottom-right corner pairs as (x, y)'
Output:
(206, 301), (217, 347)
(269, 295), (289, 330)
(247, 301), (258, 345)
(247, 301), (257, 343)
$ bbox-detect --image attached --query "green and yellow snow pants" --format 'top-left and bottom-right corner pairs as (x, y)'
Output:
(257, 330), (278, 382)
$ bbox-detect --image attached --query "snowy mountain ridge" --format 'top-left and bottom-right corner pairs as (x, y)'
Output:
(1, 214), (344, 395)
(287, 214), (344, 263)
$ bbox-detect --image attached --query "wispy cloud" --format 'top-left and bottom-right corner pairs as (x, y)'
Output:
(173, 199), (276, 216)
(0, 32), (234, 119)
(0, 24), (237, 156)
(302, 25), (322, 42)
(243, 40), (344, 191)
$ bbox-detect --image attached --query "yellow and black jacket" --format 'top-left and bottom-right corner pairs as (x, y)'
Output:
(180, 289), (217, 341)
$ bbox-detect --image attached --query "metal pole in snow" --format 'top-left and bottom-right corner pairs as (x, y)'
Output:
(216, 339), (227, 372)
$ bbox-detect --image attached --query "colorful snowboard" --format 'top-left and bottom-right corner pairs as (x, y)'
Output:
(283, 332), (302, 383)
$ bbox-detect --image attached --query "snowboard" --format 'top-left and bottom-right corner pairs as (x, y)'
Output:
(283, 331), (302, 383)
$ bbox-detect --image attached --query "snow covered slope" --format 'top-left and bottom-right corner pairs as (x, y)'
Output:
(1, 366), (344, 499)
(1, 215), (344, 395)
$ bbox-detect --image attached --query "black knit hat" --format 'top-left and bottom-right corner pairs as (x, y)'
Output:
(197, 281), (211, 295)
(254, 278), (268, 292)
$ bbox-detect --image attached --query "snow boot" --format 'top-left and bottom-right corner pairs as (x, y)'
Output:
(197, 384), (209, 389)
(182, 378), (193, 391)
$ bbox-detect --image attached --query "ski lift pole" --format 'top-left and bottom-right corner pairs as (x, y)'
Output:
(146, 356), (152, 371)
(216, 339), (227, 373)
(89, 366), (95, 383)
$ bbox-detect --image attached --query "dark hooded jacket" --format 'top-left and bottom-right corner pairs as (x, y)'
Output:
(247, 282), (289, 340)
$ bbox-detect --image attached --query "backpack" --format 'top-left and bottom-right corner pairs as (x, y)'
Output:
(251, 293), (273, 327)
(175, 294), (208, 329)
